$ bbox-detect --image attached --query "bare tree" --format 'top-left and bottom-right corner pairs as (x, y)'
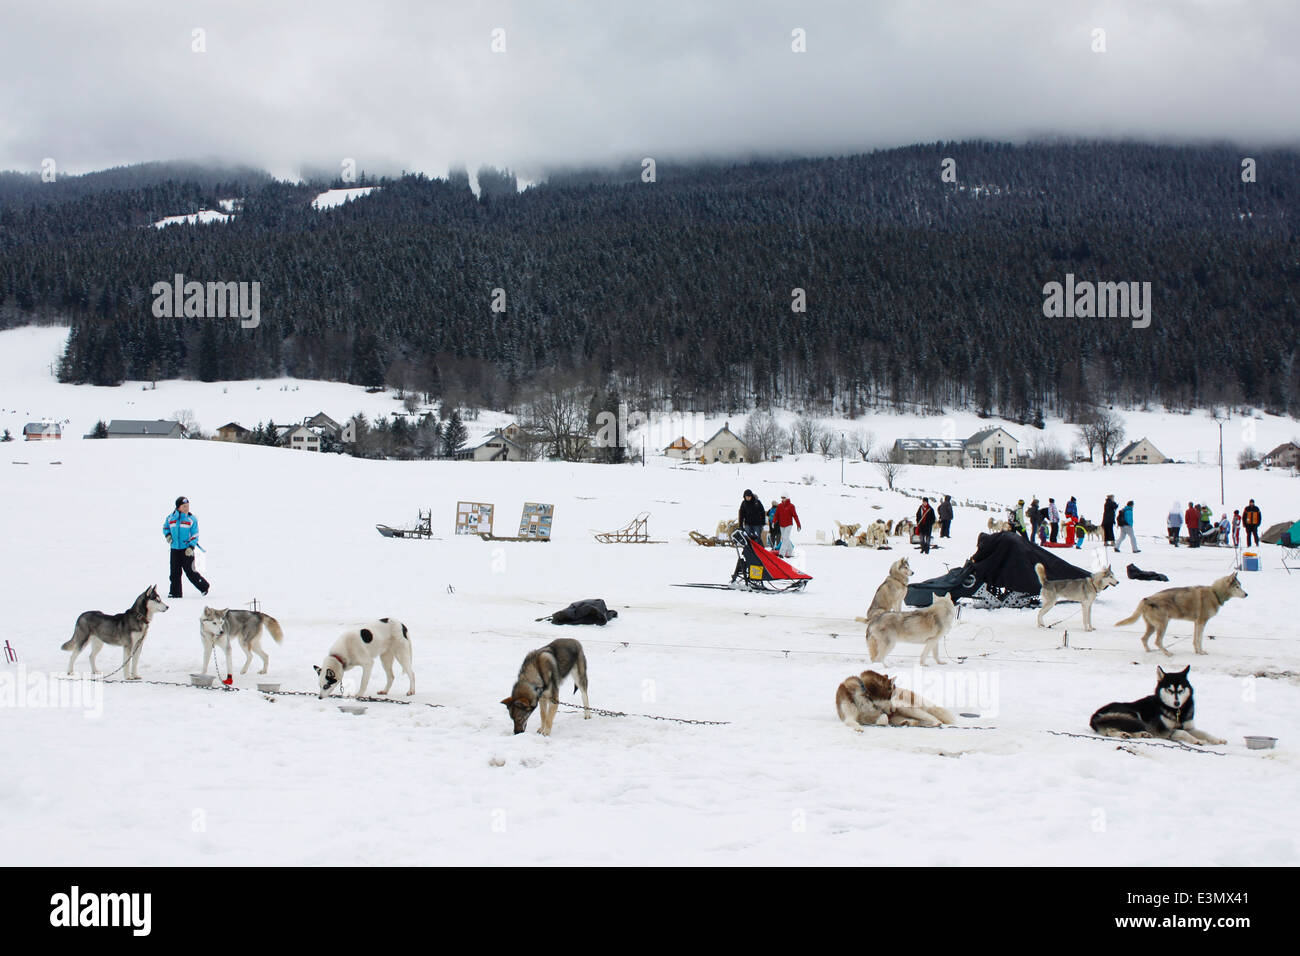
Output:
(523, 383), (592, 461)
(873, 443), (908, 491)
(817, 429), (836, 456)
(740, 410), (781, 462)
(794, 416), (825, 454)
(172, 408), (205, 439)
(1078, 409), (1126, 465)
(856, 429), (876, 461)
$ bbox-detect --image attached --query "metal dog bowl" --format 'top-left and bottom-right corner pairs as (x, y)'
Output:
(257, 682), (280, 693)
(190, 673), (215, 687)
(338, 704), (367, 715)
(1244, 736), (1277, 750)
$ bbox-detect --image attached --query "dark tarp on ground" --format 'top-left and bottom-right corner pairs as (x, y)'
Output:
(548, 599), (619, 625)
(905, 531), (1091, 607)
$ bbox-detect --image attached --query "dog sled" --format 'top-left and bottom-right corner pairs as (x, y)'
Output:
(594, 512), (663, 544)
(676, 530), (812, 593)
(376, 509), (436, 539)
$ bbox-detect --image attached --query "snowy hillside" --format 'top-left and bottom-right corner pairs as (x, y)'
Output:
(2, 325), (1298, 866)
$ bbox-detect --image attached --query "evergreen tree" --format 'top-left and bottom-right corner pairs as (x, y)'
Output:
(441, 410), (468, 458)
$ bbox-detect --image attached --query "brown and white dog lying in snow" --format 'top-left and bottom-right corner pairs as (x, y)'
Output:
(835, 669), (955, 729)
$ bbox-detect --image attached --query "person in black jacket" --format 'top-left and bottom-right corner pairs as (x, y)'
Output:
(738, 489), (766, 541)
(915, 497), (936, 554)
(937, 494), (954, 538)
(1101, 494), (1118, 549)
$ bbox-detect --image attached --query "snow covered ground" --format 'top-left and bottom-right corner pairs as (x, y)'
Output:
(2, 327), (1297, 866)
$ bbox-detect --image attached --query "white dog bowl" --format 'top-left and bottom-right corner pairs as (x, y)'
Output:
(190, 673), (215, 687)
(1244, 736), (1277, 750)
(257, 682), (280, 693)
(338, 704), (367, 715)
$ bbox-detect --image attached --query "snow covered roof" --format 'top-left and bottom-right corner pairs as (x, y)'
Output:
(106, 419), (183, 436)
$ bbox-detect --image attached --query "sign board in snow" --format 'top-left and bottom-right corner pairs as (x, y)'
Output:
(455, 501), (494, 536)
(517, 503), (554, 539)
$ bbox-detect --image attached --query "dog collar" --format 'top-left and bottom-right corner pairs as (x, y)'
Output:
(330, 653), (347, 668)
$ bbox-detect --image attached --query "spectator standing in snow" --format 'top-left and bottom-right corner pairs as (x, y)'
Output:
(1217, 513), (1231, 543)
(738, 489), (766, 541)
(767, 501), (781, 551)
(1167, 501), (1183, 546)
(1232, 510), (1242, 548)
(1065, 496), (1078, 521)
(1185, 502), (1201, 548)
(1115, 499), (1140, 553)
(1047, 498), (1060, 543)
(937, 494), (954, 538)
(915, 497), (936, 554)
(1027, 497), (1041, 542)
(1102, 494), (1118, 548)
(163, 496), (210, 598)
(1014, 499), (1027, 539)
(775, 494), (801, 557)
(1242, 499), (1262, 547)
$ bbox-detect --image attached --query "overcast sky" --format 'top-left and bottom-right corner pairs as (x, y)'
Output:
(1, 0), (1296, 181)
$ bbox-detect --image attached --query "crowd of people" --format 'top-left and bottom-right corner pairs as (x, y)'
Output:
(1166, 499), (1261, 548)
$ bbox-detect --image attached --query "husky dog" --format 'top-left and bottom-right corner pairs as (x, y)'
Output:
(856, 557), (913, 624)
(501, 638), (591, 735)
(892, 518), (916, 537)
(1089, 666), (1225, 745)
(1114, 572), (1248, 656)
(834, 521), (862, 544)
(858, 520), (891, 550)
(199, 606), (284, 677)
(1035, 563), (1118, 631)
(987, 517), (1012, 533)
(865, 593), (956, 666)
(62, 585), (169, 679)
(835, 670), (956, 729)
(315, 617), (414, 698)
(716, 518), (739, 539)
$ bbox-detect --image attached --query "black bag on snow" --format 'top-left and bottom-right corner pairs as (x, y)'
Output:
(547, 599), (619, 625)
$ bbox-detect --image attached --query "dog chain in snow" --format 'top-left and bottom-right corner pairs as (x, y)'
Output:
(111, 677), (443, 707)
(556, 700), (730, 725)
(1046, 729), (1224, 755)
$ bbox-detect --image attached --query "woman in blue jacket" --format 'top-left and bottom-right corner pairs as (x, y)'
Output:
(163, 496), (210, 597)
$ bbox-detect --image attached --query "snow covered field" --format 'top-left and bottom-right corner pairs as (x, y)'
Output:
(2, 327), (1297, 866)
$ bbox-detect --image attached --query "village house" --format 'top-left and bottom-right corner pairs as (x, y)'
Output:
(1263, 442), (1300, 469)
(22, 421), (61, 441)
(1115, 437), (1167, 465)
(697, 422), (752, 464)
(215, 422), (250, 442)
(105, 419), (185, 439)
(892, 437), (963, 467)
(283, 424), (324, 452)
(961, 427), (1021, 468)
(457, 428), (528, 462)
(663, 436), (694, 460)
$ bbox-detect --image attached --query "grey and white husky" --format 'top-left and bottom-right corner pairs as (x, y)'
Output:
(62, 585), (169, 679)
(199, 606), (284, 677)
(1035, 562), (1118, 631)
(1090, 665), (1225, 745)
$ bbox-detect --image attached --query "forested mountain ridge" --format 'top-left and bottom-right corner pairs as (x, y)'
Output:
(1, 141), (1295, 420)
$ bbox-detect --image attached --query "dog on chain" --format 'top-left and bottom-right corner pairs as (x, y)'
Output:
(1035, 563), (1118, 631)
(63, 585), (169, 679)
(200, 606), (284, 677)
(856, 557), (912, 624)
(865, 592), (956, 666)
(835, 669), (956, 729)
(1113, 572), (1247, 656)
(501, 638), (591, 735)
(1089, 665), (1225, 745)
(315, 617), (415, 698)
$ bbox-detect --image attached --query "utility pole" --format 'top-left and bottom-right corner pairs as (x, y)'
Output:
(1219, 419), (1224, 506)
(841, 432), (845, 485)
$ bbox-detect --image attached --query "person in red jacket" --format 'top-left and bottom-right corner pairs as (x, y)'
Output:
(1242, 499), (1262, 547)
(915, 497), (936, 554)
(1184, 502), (1201, 548)
(775, 494), (801, 557)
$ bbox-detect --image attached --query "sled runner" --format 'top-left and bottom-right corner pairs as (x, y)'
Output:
(594, 512), (663, 544)
(376, 509), (436, 539)
(676, 530), (812, 593)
